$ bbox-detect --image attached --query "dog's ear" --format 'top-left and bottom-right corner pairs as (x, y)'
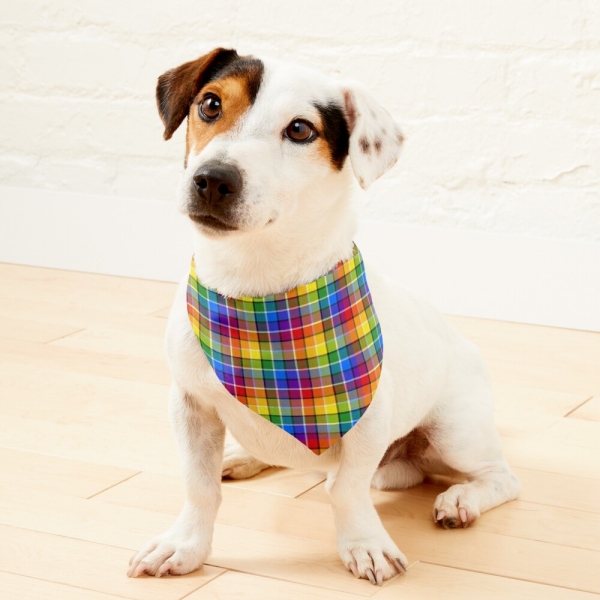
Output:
(156, 48), (239, 140)
(341, 83), (404, 189)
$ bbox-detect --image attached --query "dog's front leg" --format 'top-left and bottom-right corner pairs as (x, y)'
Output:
(327, 422), (408, 585)
(128, 383), (224, 577)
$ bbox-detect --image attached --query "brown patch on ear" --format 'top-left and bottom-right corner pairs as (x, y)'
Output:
(187, 72), (259, 155)
(374, 139), (382, 154)
(359, 137), (371, 154)
(343, 90), (357, 133)
(156, 48), (239, 140)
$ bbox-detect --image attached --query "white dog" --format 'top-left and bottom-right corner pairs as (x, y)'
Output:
(128, 48), (520, 585)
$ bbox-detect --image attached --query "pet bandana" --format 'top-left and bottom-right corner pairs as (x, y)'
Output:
(186, 246), (383, 454)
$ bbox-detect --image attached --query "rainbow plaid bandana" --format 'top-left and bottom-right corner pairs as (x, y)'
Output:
(186, 246), (383, 455)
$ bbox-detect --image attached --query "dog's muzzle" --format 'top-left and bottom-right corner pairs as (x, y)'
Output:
(189, 160), (243, 231)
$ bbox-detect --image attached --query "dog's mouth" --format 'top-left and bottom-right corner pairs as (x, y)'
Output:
(188, 213), (237, 232)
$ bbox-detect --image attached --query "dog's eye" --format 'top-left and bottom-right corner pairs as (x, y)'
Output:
(284, 119), (315, 143)
(199, 94), (222, 121)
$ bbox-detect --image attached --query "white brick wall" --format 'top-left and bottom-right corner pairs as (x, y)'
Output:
(1, 0), (599, 241)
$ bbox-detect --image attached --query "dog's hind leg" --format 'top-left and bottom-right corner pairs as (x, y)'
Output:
(429, 389), (520, 529)
(371, 459), (424, 490)
(370, 428), (428, 490)
(221, 438), (270, 479)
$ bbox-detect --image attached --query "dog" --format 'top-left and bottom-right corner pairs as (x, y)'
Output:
(127, 47), (520, 585)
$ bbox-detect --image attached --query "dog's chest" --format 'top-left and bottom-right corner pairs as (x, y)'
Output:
(167, 292), (333, 467)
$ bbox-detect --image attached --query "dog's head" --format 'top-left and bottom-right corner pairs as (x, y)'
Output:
(157, 48), (404, 236)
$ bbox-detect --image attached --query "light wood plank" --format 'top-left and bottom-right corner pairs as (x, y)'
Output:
(51, 322), (167, 361)
(0, 263), (177, 316)
(0, 486), (173, 550)
(0, 525), (223, 600)
(97, 470), (600, 552)
(0, 361), (178, 474)
(537, 417), (600, 450)
(0, 294), (170, 335)
(374, 562), (600, 600)
(492, 383), (587, 418)
(448, 316), (600, 396)
(191, 570), (367, 600)
(0, 414), (179, 476)
(568, 396), (600, 422)
(0, 572), (125, 600)
(0, 315), (82, 343)
(222, 466), (325, 498)
(447, 315), (600, 360)
(0, 361), (322, 490)
(502, 436), (600, 479)
(0, 362), (169, 423)
(0, 485), (386, 596)
(298, 484), (600, 593)
(477, 500), (600, 551)
(0, 447), (137, 499)
(92, 460), (600, 551)
(492, 383), (588, 438)
(514, 467), (600, 514)
(304, 479), (600, 552)
(0, 337), (170, 385)
(98, 469), (323, 514)
(91, 470), (600, 591)
(151, 306), (171, 318)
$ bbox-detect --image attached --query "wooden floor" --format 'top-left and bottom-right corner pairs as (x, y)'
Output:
(1, 262), (599, 600)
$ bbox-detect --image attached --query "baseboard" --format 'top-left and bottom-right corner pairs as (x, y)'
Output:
(1, 185), (599, 332)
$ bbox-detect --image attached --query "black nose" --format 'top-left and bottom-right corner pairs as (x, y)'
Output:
(193, 161), (242, 206)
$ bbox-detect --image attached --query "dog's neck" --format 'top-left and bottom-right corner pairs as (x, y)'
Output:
(190, 189), (357, 298)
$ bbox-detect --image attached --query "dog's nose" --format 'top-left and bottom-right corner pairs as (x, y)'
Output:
(193, 161), (242, 206)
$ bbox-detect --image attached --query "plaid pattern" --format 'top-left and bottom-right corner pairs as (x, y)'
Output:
(186, 246), (383, 454)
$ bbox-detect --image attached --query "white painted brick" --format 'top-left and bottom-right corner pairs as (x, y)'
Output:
(1, 0), (600, 243)
(0, 96), (177, 161)
(20, 35), (151, 95)
(502, 121), (600, 186)
(507, 55), (600, 125)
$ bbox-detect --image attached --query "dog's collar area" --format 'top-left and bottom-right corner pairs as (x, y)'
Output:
(186, 244), (383, 455)
(190, 244), (360, 301)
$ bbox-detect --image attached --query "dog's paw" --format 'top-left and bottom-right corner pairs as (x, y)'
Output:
(222, 441), (269, 480)
(338, 536), (407, 585)
(433, 483), (481, 529)
(127, 529), (210, 578)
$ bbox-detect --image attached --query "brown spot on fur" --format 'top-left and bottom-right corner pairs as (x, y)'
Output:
(314, 102), (350, 170)
(374, 139), (382, 154)
(378, 428), (430, 468)
(187, 75), (255, 155)
(359, 137), (371, 154)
